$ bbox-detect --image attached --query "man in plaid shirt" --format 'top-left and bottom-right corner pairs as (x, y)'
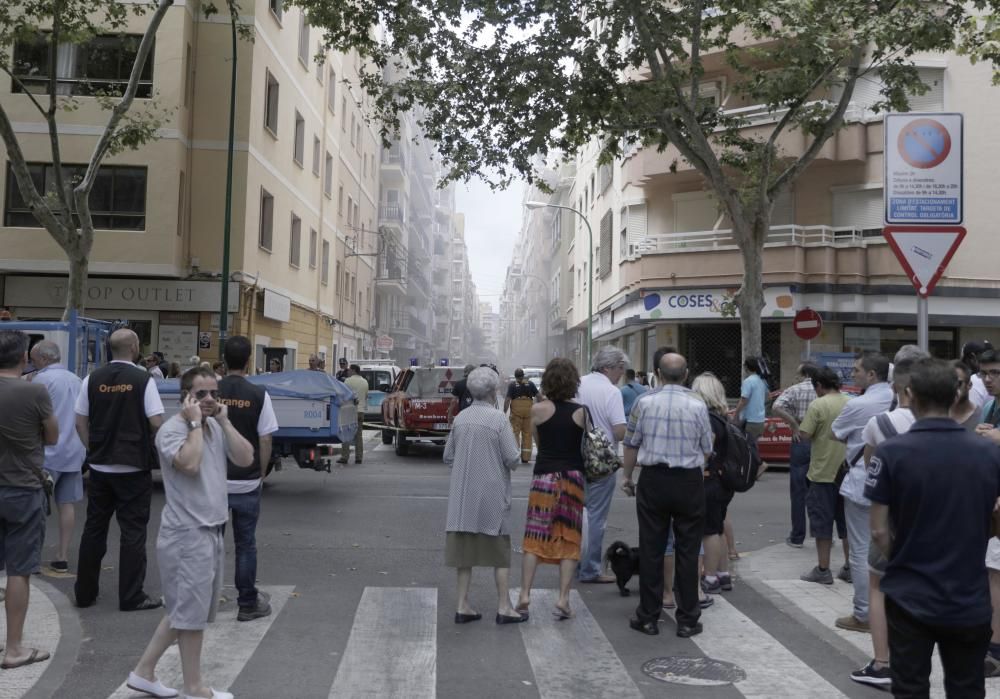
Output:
(772, 362), (820, 548)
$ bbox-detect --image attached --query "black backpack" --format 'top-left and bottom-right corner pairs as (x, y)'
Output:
(709, 412), (762, 493)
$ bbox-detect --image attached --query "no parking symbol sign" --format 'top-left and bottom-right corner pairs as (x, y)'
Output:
(884, 113), (963, 225)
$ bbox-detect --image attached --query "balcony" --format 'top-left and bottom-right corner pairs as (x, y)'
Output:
(631, 224), (883, 256)
(623, 101), (877, 187)
(619, 224), (899, 292)
(381, 149), (407, 185)
(378, 205), (406, 231)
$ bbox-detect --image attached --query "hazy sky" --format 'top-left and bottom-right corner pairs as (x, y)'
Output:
(455, 178), (524, 312)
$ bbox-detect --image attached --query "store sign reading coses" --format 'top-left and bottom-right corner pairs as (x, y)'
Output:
(637, 287), (795, 319)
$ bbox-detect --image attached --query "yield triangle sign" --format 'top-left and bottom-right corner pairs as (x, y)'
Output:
(882, 226), (966, 298)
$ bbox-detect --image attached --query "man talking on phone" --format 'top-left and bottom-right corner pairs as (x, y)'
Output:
(218, 336), (278, 621)
(125, 366), (254, 699)
(74, 328), (164, 612)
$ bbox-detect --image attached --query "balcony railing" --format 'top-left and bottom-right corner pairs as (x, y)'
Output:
(631, 224), (885, 256)
(379, 205), (405, 224)
(722, 100), (874, 129)
(381, 149), (407, 170)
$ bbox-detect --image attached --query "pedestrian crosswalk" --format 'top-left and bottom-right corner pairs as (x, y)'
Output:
(14, 541), (1000, 698)
(105, 586), (295, 699)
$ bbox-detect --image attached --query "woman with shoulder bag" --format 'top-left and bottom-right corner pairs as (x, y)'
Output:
(516, 358), (587, 621)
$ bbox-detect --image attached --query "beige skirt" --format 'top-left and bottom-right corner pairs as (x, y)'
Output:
(445, 532), (511, 568)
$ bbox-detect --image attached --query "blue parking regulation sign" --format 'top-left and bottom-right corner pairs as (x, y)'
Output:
(884, 113), (963, 225)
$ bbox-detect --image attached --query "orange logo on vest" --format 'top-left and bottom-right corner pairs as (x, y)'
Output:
(98, 383), (134, 393)
(219, 398), (252, 409)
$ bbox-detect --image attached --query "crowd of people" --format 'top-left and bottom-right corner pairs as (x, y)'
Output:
(4, 323), (1000, 697)
(0, 328), (281, 699)
(443, 340), (1000, 697)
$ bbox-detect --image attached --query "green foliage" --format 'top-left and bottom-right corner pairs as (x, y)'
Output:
(293, 0), (984, 195)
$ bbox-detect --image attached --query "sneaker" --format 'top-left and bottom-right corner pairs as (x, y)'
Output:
(785, 537), (804, 549)
(237, 591), (272, 622)
(701, 577), (723, 595)
(851, 659), (892, 687)
(719, 574), (733, 591)
(835, 614), (870, 633)
(985, 653), (1000, 678)
(800, 566), (834, 585)
(698, 596), (715, 609)
(49, 560), (69, 573)
(837, 564), (852, 583)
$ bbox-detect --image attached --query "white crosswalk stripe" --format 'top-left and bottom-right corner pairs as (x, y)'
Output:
(665, 594), (848, 698)
(327, 587), (437, 699)
(514, 588), (643, 699)
(105, 585), (294, 699)
(744, 540), (1000, 698)
(27, 549), (1000, 698)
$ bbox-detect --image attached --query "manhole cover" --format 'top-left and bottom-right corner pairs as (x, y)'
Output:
(642, 656), (746, 686)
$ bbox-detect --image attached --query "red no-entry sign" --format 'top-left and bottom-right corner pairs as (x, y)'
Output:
(793, 308), (823, 341)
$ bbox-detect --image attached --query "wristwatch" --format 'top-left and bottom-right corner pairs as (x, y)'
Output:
(187, 419), (201, 431)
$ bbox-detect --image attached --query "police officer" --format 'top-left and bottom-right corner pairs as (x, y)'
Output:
(218, 336), (279, 621)
(504, 368), (539, 463)
(74, 329), (164, 611)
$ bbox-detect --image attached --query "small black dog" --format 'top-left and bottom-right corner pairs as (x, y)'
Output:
(604, 540), (640, 596)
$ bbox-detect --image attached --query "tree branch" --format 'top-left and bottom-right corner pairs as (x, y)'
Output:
(77, 0), (173, 194)
(769, 45), (863, 198)
(630, 2), (732, 205)
(48, 5), (72, 218)
(0, 102), (71, 248)
(689, 0), (703, 115)
(0, 65), (48, 118)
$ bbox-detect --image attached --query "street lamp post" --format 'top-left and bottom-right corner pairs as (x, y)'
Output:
(525, 201), (593, 371)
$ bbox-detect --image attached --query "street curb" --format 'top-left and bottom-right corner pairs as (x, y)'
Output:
(22, 577), (82, 699)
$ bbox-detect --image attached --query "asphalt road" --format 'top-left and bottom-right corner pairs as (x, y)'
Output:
(12, 434), (894, 699)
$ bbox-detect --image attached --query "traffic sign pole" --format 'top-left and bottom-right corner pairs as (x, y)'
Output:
(918, 296), (929, 351)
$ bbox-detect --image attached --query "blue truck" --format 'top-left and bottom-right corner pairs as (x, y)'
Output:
(157, 370), (358, 473)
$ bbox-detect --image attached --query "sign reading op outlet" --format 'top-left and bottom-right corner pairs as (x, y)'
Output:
(884, 113), (963, 225)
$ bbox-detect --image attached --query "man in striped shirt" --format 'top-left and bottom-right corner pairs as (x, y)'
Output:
(772, 362), (819, 548)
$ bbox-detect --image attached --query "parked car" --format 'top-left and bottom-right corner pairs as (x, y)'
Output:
(356, 361), (400, 442)
(741, 387), (861, 464)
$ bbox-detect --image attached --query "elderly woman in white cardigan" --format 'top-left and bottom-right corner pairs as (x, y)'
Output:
(444, 367), (526, 625)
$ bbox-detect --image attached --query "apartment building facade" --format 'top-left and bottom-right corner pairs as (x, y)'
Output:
(504, 52), (1000, 392)
(0, 0), (382, 370)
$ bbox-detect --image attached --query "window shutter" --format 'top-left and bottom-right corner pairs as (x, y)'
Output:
(832, 189), (883, 230)
(625, 203), (647, 256)
(770, 189), (794, 227)
(908, 68), (944, 112)
(599, 209), (613, 277)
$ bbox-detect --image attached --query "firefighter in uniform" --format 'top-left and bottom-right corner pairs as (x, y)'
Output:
(504, 368), (539, 463)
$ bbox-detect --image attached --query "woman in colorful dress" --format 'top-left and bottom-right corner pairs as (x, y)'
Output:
(516, 358), (586, 620)
(444, 367), (527, 625)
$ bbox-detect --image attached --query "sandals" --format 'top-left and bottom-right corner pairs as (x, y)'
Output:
(515, 602), (530, 621)
(552, 605), (574, 621)
(1, 648), (50, 670)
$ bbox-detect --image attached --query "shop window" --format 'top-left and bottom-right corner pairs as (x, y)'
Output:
(12, 33), (154, 98)
(4, 162), (147, 230)
(844, 325), (955, 360)
(685, 323), (781, 396)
